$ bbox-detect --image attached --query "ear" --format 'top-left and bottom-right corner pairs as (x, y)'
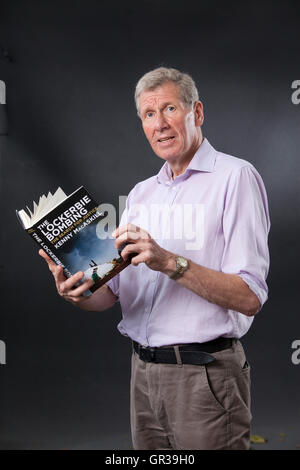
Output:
(194, 101), (204, 127)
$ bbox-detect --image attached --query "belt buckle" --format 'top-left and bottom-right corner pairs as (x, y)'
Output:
(139, 346), (156, 363)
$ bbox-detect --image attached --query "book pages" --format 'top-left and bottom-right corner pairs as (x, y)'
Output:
(17, 187), (67, 229)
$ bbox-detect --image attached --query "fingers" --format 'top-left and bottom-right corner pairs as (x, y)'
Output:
(130, 253), (147, 266)
(120, 242), (142, 261)
(113, 224), (150, 252)
(39, 248), (54, 266)
(113, 225), (154, 265)
(59, 275), (94, 305)
(39, 249), (59, 274)
(39, 249), (92, 300)
(39, 249), (66, 281)
(71, 279), (94, 297)
(57, 273), (94, 305)
(59, 271), (84, 293)
(113, 223), (143, 239)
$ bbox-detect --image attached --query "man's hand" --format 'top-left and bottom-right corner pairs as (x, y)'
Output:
(39, 249), (94, 307)
(112, 224), (260, 316)
(112, 223), (174, 273)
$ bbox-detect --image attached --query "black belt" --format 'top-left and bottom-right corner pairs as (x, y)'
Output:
(133, 337), (235, 366)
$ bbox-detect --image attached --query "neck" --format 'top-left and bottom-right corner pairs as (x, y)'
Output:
(170, 135), (204, 179)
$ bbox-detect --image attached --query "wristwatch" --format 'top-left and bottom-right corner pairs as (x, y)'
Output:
(169, 256), (189, 280)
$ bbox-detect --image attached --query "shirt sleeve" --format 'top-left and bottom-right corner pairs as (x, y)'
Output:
(106, 273), (120, 301)
(105, 188), (132, 301)
(221, 164), (270, 310)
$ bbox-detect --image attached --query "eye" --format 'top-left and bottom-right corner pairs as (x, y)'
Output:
(167, 105), (175, 112)
(145, 111), (154, 118)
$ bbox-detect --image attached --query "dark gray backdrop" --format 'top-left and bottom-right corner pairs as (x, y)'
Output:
(0, 0), (299, 449)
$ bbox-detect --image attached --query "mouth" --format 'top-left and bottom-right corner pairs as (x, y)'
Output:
(157, 136), (175, 143)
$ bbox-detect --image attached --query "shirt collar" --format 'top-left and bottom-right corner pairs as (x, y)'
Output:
(156, 137), (217, 185)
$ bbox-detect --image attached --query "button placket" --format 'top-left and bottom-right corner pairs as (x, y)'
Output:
(144, 182), (180, 345)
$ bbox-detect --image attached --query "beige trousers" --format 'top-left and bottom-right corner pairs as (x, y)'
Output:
(130, 339), (251, 450)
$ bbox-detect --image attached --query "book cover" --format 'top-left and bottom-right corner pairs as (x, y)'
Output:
(16, 186), (130, 295)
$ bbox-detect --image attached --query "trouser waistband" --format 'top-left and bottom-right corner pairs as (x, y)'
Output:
(132, 337), (235, 365)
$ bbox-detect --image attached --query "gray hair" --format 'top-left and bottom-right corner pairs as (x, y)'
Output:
(135, 67), (199, 117)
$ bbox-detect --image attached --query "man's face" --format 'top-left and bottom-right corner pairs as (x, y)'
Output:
(138, 81), (203, 165)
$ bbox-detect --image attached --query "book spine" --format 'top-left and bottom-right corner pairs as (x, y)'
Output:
(26, 227), (91, 297)
(26, 227), (71, 278)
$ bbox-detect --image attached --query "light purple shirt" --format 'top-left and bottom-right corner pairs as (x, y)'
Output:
(107, 138), (270, 347)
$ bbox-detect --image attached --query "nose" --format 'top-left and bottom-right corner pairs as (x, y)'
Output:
(154, 111), (169, 131)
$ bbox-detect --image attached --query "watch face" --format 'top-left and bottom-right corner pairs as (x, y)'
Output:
(177, 256), (188, 269)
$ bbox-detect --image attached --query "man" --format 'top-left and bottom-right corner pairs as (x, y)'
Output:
(40, 67), (270, 450)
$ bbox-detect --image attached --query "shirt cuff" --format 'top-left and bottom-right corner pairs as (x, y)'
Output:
(106, 276), (120, 302)
(237, 272), (268, 311)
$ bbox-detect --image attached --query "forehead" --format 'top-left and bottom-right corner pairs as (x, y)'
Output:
(139, 81), (183, 111)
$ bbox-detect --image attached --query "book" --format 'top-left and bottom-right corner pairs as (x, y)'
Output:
(16, 186), (130, 295)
